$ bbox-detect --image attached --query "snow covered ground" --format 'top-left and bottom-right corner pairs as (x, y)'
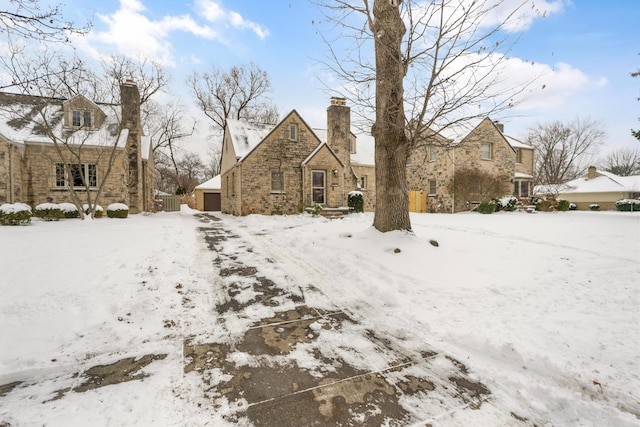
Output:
(0, 207), (638, 426)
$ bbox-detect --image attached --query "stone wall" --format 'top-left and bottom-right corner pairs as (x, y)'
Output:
(351, 164), (376, 211)
(515, 147), (534, 176)
(223, 112), (322, 215)
(20, 142), (127, 208)
(0, 139), (24, 204)
(303, 145), (345, 208)
(407, 119), (516, 213)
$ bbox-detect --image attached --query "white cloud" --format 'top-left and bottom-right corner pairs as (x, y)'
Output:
(195, 0), (269, 39)
(80, 0), (217, 66)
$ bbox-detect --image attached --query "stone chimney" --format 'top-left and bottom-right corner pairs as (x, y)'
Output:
(493, 120), (504, 133)
(587, 166), (597, 180)
(120, 80), (142, 213)
(327, 97), (351, 168)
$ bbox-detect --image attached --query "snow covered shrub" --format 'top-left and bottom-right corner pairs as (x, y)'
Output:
(34, 203), (64, 221)
(348, 191), (364, 213)
(309, 204), (323, 217)
(58, 203), (80, 218)
(497, 196), (517, 212)
(557, 199), (570, 212)
(0, 203), (32, 225)
(535, 197), (557, 212)
(107, 203), (129, 218)
(569, 203), (577, 211)
(477, 200), (497, 214)
(589, 204), (600, 211)
(615, 199), (640, 211)
(83, 204), (104, 218)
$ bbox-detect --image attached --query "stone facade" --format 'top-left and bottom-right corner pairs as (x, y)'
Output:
(407, 118), (533, 213)
(0, 83), (154, 212)
(221, 99), (368, 216)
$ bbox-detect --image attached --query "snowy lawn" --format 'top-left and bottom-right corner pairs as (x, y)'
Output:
(0, 208), (638, 426)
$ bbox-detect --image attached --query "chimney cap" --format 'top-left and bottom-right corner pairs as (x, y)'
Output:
(122, 78), (136, 86)
(330, 97), (347, 106)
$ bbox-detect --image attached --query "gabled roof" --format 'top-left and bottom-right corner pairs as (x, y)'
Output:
(0, 91), (125, 148)
(226, 118), (274, 161)
(539, 169), (640, 195)
(195, 174), (221, 190)
(228, 110), (322, 164)
(302, 141), (344, 167)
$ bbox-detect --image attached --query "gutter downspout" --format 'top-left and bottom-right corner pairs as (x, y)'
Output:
(451, 147), (455, 214)
(8, 143), (14, 204)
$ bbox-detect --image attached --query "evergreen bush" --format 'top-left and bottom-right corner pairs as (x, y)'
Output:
(589, 204), (600, 211)
(497, 196), (517, 212)
(348, 191), (364, 213)
(477, 200), (497, 214)
(83, 204), (104, 217)
(557, 199), (571, 211)
(615, 199), (640, 211)
(107, 203), (129, 218)
(0, 203), (32, 225)
(34, 203), (64, 221)
(59, 203), (80, 218)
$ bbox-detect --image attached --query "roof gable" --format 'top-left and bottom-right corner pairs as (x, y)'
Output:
(302, 141), (345, 167)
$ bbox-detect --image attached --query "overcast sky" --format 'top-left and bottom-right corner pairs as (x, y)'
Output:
(43, 0), (640, 157)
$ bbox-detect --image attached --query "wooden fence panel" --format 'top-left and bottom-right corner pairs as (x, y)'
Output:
(408, 190), (427, 213)
(157, 195), (181, 212)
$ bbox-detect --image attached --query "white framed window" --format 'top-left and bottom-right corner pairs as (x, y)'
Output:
(311, 170), (325, 204)
(71, 110), (93, 128)
(359, 175), (367, 189)
(289, 124), (297, 141)
(55, 163), (97, 188)
(271, 171), (284, 192)
(428, 145), (437, 162)
(428, 179), (437, 195)
(481, 143), (492, 160)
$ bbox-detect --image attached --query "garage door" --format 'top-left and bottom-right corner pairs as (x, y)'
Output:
(203, 192), (221, 211)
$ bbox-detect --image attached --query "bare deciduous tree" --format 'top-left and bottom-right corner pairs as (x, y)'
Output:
(318, 0), (539, 232)
(632, 62), (640, 141)
(146, 100), (196, 189)
(0, 0), (90, 43)
(527, 118), (605, 185)
(187, 62), (279, 140)
(1, 52), (168, 217)
(599, 148), (640, 177)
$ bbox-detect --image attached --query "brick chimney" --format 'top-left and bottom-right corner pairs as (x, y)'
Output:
(493, 120), (504, 133)
(327, 97), (350, 168)
(587, 166), (597, 180)
(120, 80), (142, 213)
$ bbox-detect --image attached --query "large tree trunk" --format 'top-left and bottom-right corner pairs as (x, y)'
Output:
(371, 0), (411, 232)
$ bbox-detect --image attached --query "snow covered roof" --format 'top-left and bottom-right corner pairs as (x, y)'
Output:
(0, 92), (126, 148)
(313, 128), (375, 166)
(226, 118), (274, 161)
(515, 172), (533, 179)
(195, 174), (221, 190)
(537, 170), (640, 195)
(505, 135), (532, 150)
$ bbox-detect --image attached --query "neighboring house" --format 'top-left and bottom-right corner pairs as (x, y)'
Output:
(535, 167), (640, 210)
(407, 118), (535, 213)
(219, 101), (532, 216)
(194, 174), (221, 211)
(220, 98), (375, 215)
(0, 81), (154, 213)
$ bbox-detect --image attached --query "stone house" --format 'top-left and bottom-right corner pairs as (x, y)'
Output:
(406, 118), (534, 213)
(0, 81), (154, 213)
(220, 98), (375, 215)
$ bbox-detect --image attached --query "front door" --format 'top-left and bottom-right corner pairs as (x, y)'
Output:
(312, 171), (325, 204)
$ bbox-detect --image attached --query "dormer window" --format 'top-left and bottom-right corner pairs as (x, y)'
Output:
(83, 111), (92, 127)
(72, 110), (81, 127)
(71, 109), (93, 128)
